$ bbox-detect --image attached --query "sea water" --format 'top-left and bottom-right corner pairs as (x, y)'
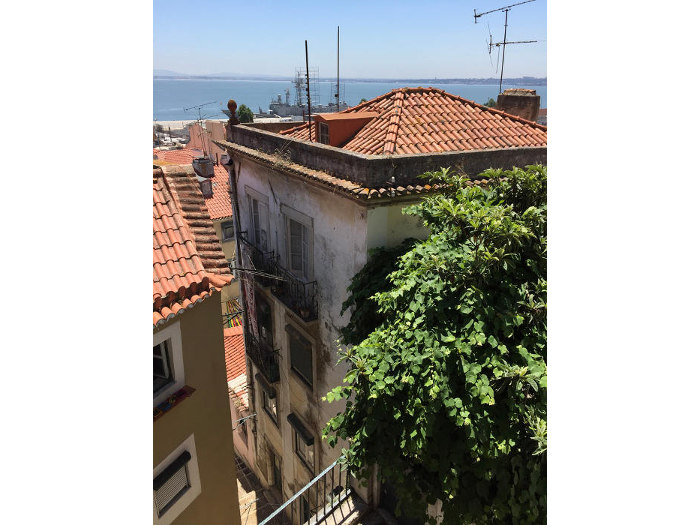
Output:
(153, 78), (547, 122)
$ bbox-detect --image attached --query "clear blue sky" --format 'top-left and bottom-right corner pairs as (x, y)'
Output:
(154, 0), (546, 79)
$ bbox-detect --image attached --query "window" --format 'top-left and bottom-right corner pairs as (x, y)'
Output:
(318, 122), (329, 144)
(154, 322), (184, 406)
(153, 434), (201, 524)
(287, 325), (313, 387)
(154, 451), (191, 517)
(282, 205), (313, 281)
(263, 388), (278, 423)
(221, 221), (235, 242)
(288, 413), (315, 472)
(246, 190), (270, 251)
(257, 373), (278, 424)
(153, 340), (173, 394)
(288, 219), (309, 278)
(256, 292), (273, 346)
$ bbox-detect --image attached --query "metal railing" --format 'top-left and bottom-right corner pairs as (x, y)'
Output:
(244, 328), (280, 383)
(238, 231), (279, 287)
(259, 458), (352, 525)
(269, 262), (318, 322)
(238, 231), (318, 322)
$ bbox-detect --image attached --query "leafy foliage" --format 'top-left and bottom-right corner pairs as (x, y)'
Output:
(324, 166), (547, 525)
(237, 104), (254, 123)
(483, 98), (497, 108)
(340, 239), (417, 346)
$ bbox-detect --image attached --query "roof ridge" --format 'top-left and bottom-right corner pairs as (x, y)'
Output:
(382, 90), (405, 155)
(432, 89), (548, 131)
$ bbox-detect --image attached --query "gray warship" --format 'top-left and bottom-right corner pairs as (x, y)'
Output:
(269, 68), (347, 117)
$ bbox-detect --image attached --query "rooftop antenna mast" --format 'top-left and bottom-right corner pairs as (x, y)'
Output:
(336, 26), (340, 112)
(184, 100), (217, 157)
(305, 40), (313, 141)
(474, 0), (537, 95)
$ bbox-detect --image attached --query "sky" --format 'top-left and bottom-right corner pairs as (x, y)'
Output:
(154, 0), (546, 79)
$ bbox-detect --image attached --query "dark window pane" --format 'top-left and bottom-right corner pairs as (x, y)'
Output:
(154, 357), (166, 377)
(289, 329), (312, 386)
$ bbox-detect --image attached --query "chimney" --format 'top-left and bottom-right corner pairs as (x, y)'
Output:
(192, 157), (214, 199)
(496, 89), (540, 121)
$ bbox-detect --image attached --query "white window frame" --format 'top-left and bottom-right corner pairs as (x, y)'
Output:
(153, 434), (201, 524)
(281, 204), (313, 281)
(245, 186), (270, 252)
(153, 321), (185, 407)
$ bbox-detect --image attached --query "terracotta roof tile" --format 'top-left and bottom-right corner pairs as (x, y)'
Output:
(153, 148), (232, 220)
(281, 87), (546, 155)
(153, 165), (233, 327)
(224, 326), (248, 407)
(224, 326), (246, 382)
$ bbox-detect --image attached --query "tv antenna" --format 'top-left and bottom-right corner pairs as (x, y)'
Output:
(305, 40), (313, 141)
(474, 0), (538, 95)
(184, 100), (217, 158)
(184, 100), (217, 122)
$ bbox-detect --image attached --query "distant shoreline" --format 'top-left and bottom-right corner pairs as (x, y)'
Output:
(154, 75), (546, 86)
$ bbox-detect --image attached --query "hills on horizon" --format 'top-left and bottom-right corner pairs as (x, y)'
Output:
(153, 69), (546, 85)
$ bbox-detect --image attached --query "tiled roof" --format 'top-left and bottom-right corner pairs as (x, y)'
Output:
(281, 87), (547, 155)
(224, 326), (248, 408)
(224, 326), (246, 382)
(220, 141), (491, 202)
(153, 148), (232, 220)
(153, 165), (233, 327)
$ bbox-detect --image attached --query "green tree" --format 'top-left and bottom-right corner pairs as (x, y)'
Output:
(236, 104), (254, 123)
(483, 97), (497, 108)
(324, 166), (547, 525)
(359, 98), (368, 104)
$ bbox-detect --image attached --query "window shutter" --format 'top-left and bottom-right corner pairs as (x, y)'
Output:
(153, 451), (191, 516)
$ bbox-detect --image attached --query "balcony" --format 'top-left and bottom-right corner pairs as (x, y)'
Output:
(238, 231), (318, 322)
(245, 328), (280, 383)
(238, 231), (279, 287)
(269, 262), (318, 323)
(259, 457), (364, 525)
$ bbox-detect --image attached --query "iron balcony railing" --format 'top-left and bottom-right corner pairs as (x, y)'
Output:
(238, 231), (279, 287)
(269, 262), (318, 323)
(259, 457), (352, 525)
(238, 231), (318, 322)
(244, 328), (280, 383)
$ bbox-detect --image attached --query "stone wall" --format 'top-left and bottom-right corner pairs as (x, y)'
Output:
(243, 121), (303, 133)
(227, 124), (546, 189)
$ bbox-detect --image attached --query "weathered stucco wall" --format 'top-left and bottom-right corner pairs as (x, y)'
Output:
(236, 156), (370, 498)
(230, 396), (255, 471)
(234, 153), (439, 510)
(153, 292), (240, 525)
(366, 202), (429, 250)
